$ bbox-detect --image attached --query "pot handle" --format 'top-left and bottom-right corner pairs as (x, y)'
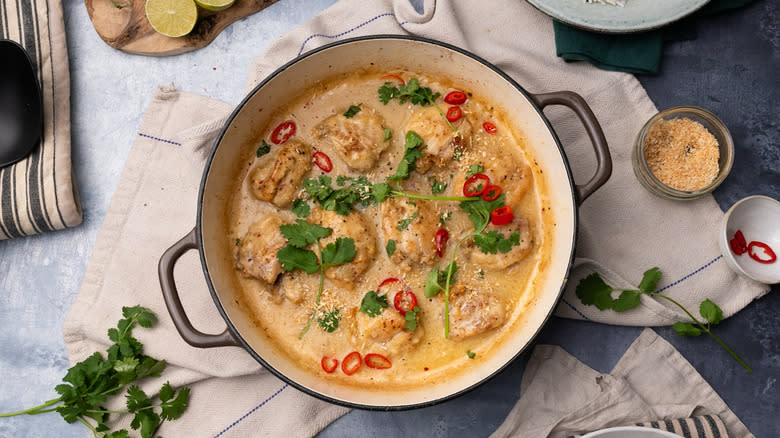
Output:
(158, 228), (241, 348)
(531, 91), (612, 205)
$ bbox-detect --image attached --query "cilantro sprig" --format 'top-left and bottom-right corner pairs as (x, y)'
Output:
(378, 78), (459, 134)
(575, 268), (752, 372)
(0, 306), (190, 438)
(276, 220), (356, 338)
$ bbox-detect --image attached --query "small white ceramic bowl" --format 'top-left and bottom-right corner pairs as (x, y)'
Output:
(582, 426), (684, 438)
(719, 195), (780, 284)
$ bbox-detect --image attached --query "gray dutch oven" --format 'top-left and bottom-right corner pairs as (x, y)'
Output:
(159, 35), (611, 410)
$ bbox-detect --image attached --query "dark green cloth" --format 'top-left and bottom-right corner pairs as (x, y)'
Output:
(553, 0), (757, 75)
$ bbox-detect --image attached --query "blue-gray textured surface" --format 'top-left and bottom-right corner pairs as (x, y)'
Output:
(0, 0), (777, 437)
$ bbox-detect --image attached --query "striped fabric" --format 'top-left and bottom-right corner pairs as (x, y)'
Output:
(0, 0), (81, 240)
(569, 415), (730, 438)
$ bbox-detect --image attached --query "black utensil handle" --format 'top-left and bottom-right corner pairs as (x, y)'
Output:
(158, 228), (240, 348)
(531, 91), (612, 205)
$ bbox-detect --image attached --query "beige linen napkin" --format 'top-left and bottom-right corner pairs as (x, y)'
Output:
(0, 0), (82, 240)
(491, 329), (753, 438)
(64, 0), (768, 435)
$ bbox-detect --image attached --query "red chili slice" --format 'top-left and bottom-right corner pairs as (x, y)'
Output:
(393, 289), (418, 316)
(747, 241), (777, 264)
(270, 120), (296, 144)
(483, 122), (497, 134)
(491, 206), (514, 226)
(381, 74), (405, 85)
(481, 185), (502, 201)
(341, 351), (362, 375)
(444, 91), (467, 105)
(435, 228), (449, 258)
(313, 150), (333, 173)
(364, 353), (392, 370)
(446, 106), (462, 122)
(729, 230), (748, 255)
(377, 277), (401, 295)
(321, 356), (339, 373)
(463, 173), (490, 197)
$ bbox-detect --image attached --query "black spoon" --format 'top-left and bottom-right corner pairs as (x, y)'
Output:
(0, 39), (42, 168)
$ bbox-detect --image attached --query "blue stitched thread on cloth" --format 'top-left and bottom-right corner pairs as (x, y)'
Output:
(296, 13), (407, 56)
(213, 384), (289, 437)
(138, 132), (182, 146)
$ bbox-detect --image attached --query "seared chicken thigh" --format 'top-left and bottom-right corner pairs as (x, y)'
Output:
(314, 105), (389, 171)
(448, 284), (506, 340)
(249, 138), (312, 208)
(380, 197), (439, 269)
(354, 304), (423, 356)
(404, 106), (472, 173)
(236, 214), (288, 284)
(309, 208), (377, 289)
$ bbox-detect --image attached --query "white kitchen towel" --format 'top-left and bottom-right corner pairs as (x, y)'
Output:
(491, 328), (753, 438)
(0, 0), (82, 240)
(63, 0), (768, 436)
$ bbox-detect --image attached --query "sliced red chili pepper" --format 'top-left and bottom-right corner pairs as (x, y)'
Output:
(377, 277), (401, 295)
(483, 122), (497, 134)
(364, 353), (392, 370)
(481, 185), (502, 201)
(313, 150), (333, 173)
(446, 106), (462, 123)
(729, 230), (748, 255)
(444, 91), (467, 105)
(747, 241), (777, 264)
(491, 206), (514, 226)
(463, 173), (490, 197)
(270, 120), (296, 144)
(393, 289), (418, 316)
(435, 228), (449, 258)
(381, 74), (405, 85)
(321, 356), (339, 373)
(341, 351), (362, 375)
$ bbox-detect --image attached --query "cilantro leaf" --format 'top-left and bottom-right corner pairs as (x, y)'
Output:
(673, 322), (702, 336)
(638, 267), (662, 293)
(388, 131), (424, 181)
(383, 127), (392, 141)
(372, 183), (391, 203)
(473, 230), (521, 254)
(343, 104), (362, 118)
(460, 193), (505, 232)
(318, 309), (341, 333)
(256, 139), (271, 157)
(430, 178), (447, 194)
(378, 82), (400, 104)
(405, 306), (420, 331)
(386, 239), (396, 256)
(359, 291), (389, 317)
(466, 164), (484, 178)
(279, 219), (331, 248)
(291, 199), (310, 218)
(303, 175), (384, 214)
(321, 237), (357, 266)
(425, 268), (444, 298)
(160, 385), (189, 421)
(699, 299), (723, 325)
(396, 211), (419, 231)
(612, 290), (642, 312)
(575, 273), (615, 311)
(467, 350), (476, 359)
(276, 245), (320, 274)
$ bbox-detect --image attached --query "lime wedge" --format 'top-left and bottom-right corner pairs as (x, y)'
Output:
(194, 0), (235, 12)
(145, 0), (198, 38)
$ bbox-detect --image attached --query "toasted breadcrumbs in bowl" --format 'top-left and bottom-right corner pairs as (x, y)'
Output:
(632, 106), (734, 200)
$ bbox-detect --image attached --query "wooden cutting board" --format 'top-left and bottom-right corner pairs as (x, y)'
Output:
(85, 0), (280, 56)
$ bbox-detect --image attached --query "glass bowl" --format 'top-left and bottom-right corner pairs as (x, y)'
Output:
(632, 106), (734, 200)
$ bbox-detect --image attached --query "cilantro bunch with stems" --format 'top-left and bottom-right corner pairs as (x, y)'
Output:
(0, 306), (190, 438)
(378, 77), (459, 135)
(276, 219), (357, 339)
(576, 267), (752, 372)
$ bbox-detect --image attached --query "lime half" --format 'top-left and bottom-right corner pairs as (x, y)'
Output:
(145, 0), (198, 38)
(194, 0), (235, 12)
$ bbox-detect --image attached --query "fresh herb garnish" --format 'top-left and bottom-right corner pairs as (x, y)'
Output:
(235, 238), (241, 246)
(318, 309), (341, 333)
(378, 78), (440, 106)
(430, 178), (447, 194)
(276, 220), (356, 338)
(439, 211), (452, 225)
(473, 230), (522, 254)
(467, 350), (476, 359)
(396, 211), (419, 231)
(386, 239), (396, 256)
(466, 164), (484, 178)
(424, 262), (458, 298)
(291, 198), (310, 218)
(343, 104), (362, 118)
(383, 127), (392, 141)
(404, 306), (420, 331)
(0, 306), (190, 438)
(359, 291), (389, 317)
(452, 149), (464, 161)
(303, 175), (387, 215)
(575, 268), (752, 372)
(388, 131), (425, 181)
(256, 139), (271, 157)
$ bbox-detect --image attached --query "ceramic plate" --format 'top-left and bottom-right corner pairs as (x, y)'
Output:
(582, 426), (684, 438)
(527, 0), (710, 33)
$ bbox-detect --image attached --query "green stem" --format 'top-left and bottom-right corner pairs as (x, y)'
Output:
(300, 242), (326, 340)
(0, 397), (61, 417)
(390, 190), (474, 202)
(645, 292), (752, 372)
(76, 416), (99, 436)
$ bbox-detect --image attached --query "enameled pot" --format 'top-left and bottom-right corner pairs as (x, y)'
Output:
(159, 36), (611, 409)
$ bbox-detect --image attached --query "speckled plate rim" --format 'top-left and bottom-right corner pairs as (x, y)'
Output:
(526, 0), (710, 34)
